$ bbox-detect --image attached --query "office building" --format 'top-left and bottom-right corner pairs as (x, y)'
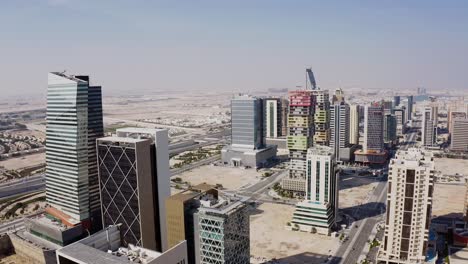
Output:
(392, 108), (406, 136)
(349, 104), (360, 145)
(291, 146), (338, 235)
(222, 95), (277, 168)
(355, 105), (387, 164)
(331, 88), (345, 105)
(97, 128), (170, 252)
(282, 90), (315, 194)
(450, 118), (468, 152)
(263, 98), (289, 149)
(56, 225), (187, 264)
(422, 107), (437, 147)
(406, 95), (414, 121)
(166, 184), (218, 264)
(448, 111), (467, 134)
(313, 90), (330, 146)
(46, 72), (103, 226)
(330, 103), (350, 161)
(381, 100), (393, 115)
(393, 96), (401, 108)
(384, 114), (397, 144)
(378, 148), (435, 264)
(194, 195), (250, 264)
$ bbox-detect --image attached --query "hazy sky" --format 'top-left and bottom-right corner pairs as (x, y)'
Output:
(1, 0), (467, 98)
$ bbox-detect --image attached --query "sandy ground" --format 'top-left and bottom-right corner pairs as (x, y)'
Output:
(432, 183), (466, 218)
(0, 253), (31, 264)
(435, 158), (468, 176)
(7, 127), (45, 139)
(0, 153), (45, 170)
(175, 165), (262, 190)
(339, 175), (379, 209)
(250, 203), (338, 264)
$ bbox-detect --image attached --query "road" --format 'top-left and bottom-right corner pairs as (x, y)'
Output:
(170, 155), (221, 176)
(0, 218), (25, 234)
(332, 130), (418, 264)
(0, 174), (45, 199)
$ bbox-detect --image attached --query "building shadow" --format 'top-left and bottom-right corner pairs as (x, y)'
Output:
(339, 174), (386, 191)
(260, 252), (341, 264)
(340, 202), (385, 222)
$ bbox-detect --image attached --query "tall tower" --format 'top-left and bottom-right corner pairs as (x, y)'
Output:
(313, 90), (330, 146)
(406, 95), (414, 121)
(282, 90), (315, 194)
(393, 96), (401, 108)
(231, 95), (263, 149)
(263, 98), (285, 139)
(422, 107), (437, 147)
(378, 148), (435, 264)
(349, 104), (360, 145)
(383, 114), (397, 144)
(363, 105), (384, 152)
(291, 146), (338, 235)
(46, 72), (103, 225)
(98, 128), (170, 252)
(450, 118), (468, 152)
(330, 103), (350, 160)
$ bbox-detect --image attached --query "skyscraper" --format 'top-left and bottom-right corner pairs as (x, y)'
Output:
(97, 128), (170, 252)
(393, 96), (401, 108)
(392, 108), (406, 136)
(349, 104), (360, 145)
(46, 72), (103, 225)
(263, 98), (287, 139)
(194, 195), (250, 264)
(406, 95), (414, 121)
(313, 90), (330, 146)
(383, 114), (397, 144)
(422, 107), (437, 147)
(282, 90), (315, 194)
(330, 102), (350, 160)
(378, 148), (435, 264)
(355, 105), (387, 164)
(222, 94), (277, 168)
(450, 118), (468, 152)
(331, 88), (345, 105)
(291, 146), (338, 235)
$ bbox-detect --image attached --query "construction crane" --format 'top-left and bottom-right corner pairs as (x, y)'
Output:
(305, 68), (317, 90)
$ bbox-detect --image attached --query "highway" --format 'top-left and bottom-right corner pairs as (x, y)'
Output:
(0, 174), (45, 199)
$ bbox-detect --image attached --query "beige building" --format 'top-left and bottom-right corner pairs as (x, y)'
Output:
(349, 104), (360, 145)
(451, 118), (468, 152)
(378, 148), (435, 264)
(166, 184), (218, 264)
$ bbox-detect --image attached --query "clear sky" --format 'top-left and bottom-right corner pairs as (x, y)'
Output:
(1, 0), (467, 97)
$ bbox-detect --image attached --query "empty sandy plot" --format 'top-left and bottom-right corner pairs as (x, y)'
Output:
(0, 153), (45, 170)
(432, 183), (466, 218)
(250, 203), (338, 264)
(339, 175), (379, 209)
(175, 165), (261, 190)
(435, 158), (468, 176)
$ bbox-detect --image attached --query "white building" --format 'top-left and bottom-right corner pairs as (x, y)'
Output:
(291, 146), (338, 235)
(349, 104), (360, 145)
(378, 148), (435, 264)
(451, 118), (468, 152)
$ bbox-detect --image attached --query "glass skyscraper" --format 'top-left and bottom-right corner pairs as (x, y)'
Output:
(46, 72), (103, 223)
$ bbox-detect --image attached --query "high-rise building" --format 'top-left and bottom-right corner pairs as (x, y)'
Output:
(222, 95), (277, 168)
(349, 104), (360, 145)
(392, 108), (406, 136)
(355, 105), (387, 164)
(291, 146), (338, 235)
(384, 114), (397, 144)
(378, 148), (435, 264)
(406, 95), (414, 121)
(331, 88), (345, 105)
(393, 96), (401, 108)
(282, 90), (315, 194)
(450, 118), (468, 152)
(448, 110), (467, 134)
(422, 107), (437, 147)
(263, 98), (287, 139)
(97, 128), (170, 252)
(166, 184), (218, 264)
(313, 90), (330, 146)
(330, 103), (349, 160)
(46, 72), (103, 224)
(381, 100), (393, 115)
(194, 195), (250, 264)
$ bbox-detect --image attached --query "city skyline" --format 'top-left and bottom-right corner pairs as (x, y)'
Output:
(1, 0), (468, 98)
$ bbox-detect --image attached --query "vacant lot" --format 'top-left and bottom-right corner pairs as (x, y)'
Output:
(250, 203), (338, 264)
(432, 183), (466, 218)
(175, 165), (262, 190)
(339, 175), (380, 209)
(435, 158), (468, 176)
(0, 153), (45, 170)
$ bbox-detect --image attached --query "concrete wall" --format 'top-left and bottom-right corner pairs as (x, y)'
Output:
(150, 240), (188, 264)
(9, 234), (57, 264)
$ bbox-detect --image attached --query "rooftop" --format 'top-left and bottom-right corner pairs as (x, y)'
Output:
(392, 148), (435, 168)
(198, 193), (249, 216)
(98, 136), (149, 144)
(307, 145), (333, 156)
